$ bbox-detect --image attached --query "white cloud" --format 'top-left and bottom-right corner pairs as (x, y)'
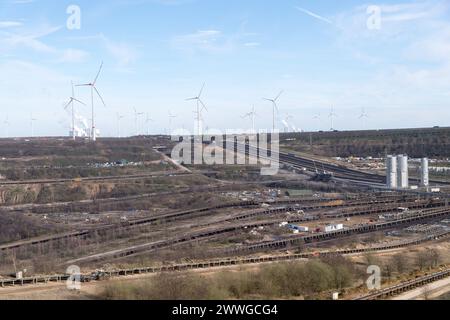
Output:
(244, 42), (261, 47)
(66, 33), (139, 69)
(171, 28), (259, 54)
(101, 34), (139, 68)
(0, 21), (23, 28)
(173, 30), (222, 49)
(0, 25), (61, 54)
(11, 0), (35, 3)
(59, 48), (90, 63)
(295, 7), (333, 24)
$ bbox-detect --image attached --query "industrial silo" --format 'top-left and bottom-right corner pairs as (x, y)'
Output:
(421, 158), (429, 187)
(386, 155), (398, 188)
(397, 155), (409, 188)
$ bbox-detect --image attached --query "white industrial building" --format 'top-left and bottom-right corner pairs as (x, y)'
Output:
(386, 155), (430, 189)
(386, 155), (398, 189)
(421, 158), (429, 187)
(397, 155), (409, 189)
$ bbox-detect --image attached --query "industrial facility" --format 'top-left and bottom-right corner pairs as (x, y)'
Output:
(386, 155), (430, 190)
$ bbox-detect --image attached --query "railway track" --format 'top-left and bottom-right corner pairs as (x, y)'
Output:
(62, 201), (449, 264)
(0, 171), (192, 186)
(0, 195), (426, 252)
(279, 153), (385, 184)
(0, 195), (344, 251)
(234, 141), (450, 186)
(227, 196), (433, 222)
(2, 231), (449, 289)
(355, 267), (450, 300)
(237, 142), (386, 184)
(228, 207), (450, 254)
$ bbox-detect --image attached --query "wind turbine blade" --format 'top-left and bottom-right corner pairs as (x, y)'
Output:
(63, 100), (72, 110)
(275, 90), (284, 101)
(94, 87), (106, 107)
(198, 83), (205, 98)
(76, 84), (91, 87)
(199, 99), (207, 111)
(93, 61), (103, 85)
(186, 97), (197, 101)
(73, 98), (86, 106)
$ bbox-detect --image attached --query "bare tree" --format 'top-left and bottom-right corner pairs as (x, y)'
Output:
(392, 253), (407, 274)
(421, 285), (432, 300)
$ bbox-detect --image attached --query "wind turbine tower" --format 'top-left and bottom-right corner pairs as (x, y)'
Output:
(242, 106), (258, 133)
(64, 81), (86, 140)
(116, 113), (125, 138)
(77, 62), (106, 142)
(133, 108), (144, 136)
(313, 113), (321, 131)
(168, 111), (177, 136)
(329, 107), (338, 131)
(186, 83), (207, 137)
(145, 113), (154, 136)
(3, 116), (10, 138)
(263, 91), (283, 132)
(30, 114), (37, 137)
(359, 107), (369, 130)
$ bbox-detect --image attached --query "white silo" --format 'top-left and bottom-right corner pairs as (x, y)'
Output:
(421, 158), (429, 187)
(386, 155), (398, 188)
(397, 155), (409, 188)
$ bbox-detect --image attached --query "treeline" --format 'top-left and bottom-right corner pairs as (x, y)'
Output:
(100, 257), (358, 300)
(0, 138), (164, 161)
(282, 128), (450, 158)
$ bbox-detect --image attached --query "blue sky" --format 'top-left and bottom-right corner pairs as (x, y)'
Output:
(1, 0), (450, 137)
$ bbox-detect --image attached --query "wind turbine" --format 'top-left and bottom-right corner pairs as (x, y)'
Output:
(168, 111), (177, 135)
(186, 83), (207, 136)
(329, 107), (338, 131)
(64, 81), (86, 140)
(358, 107), (369, 130)
(3, 115), (10, 138)
(30, 113), (37, 137)
(242, 106), (258, 132)
(263, 90), (283, 132)
(313, 113), (321, 131)
(145, 113), (154, 136)
(76, 62), (106, 142)
(133, 107), (144, 136)
(116, 113), (125, 138)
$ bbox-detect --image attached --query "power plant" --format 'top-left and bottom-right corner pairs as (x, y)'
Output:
(386, 155), (431, 190)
